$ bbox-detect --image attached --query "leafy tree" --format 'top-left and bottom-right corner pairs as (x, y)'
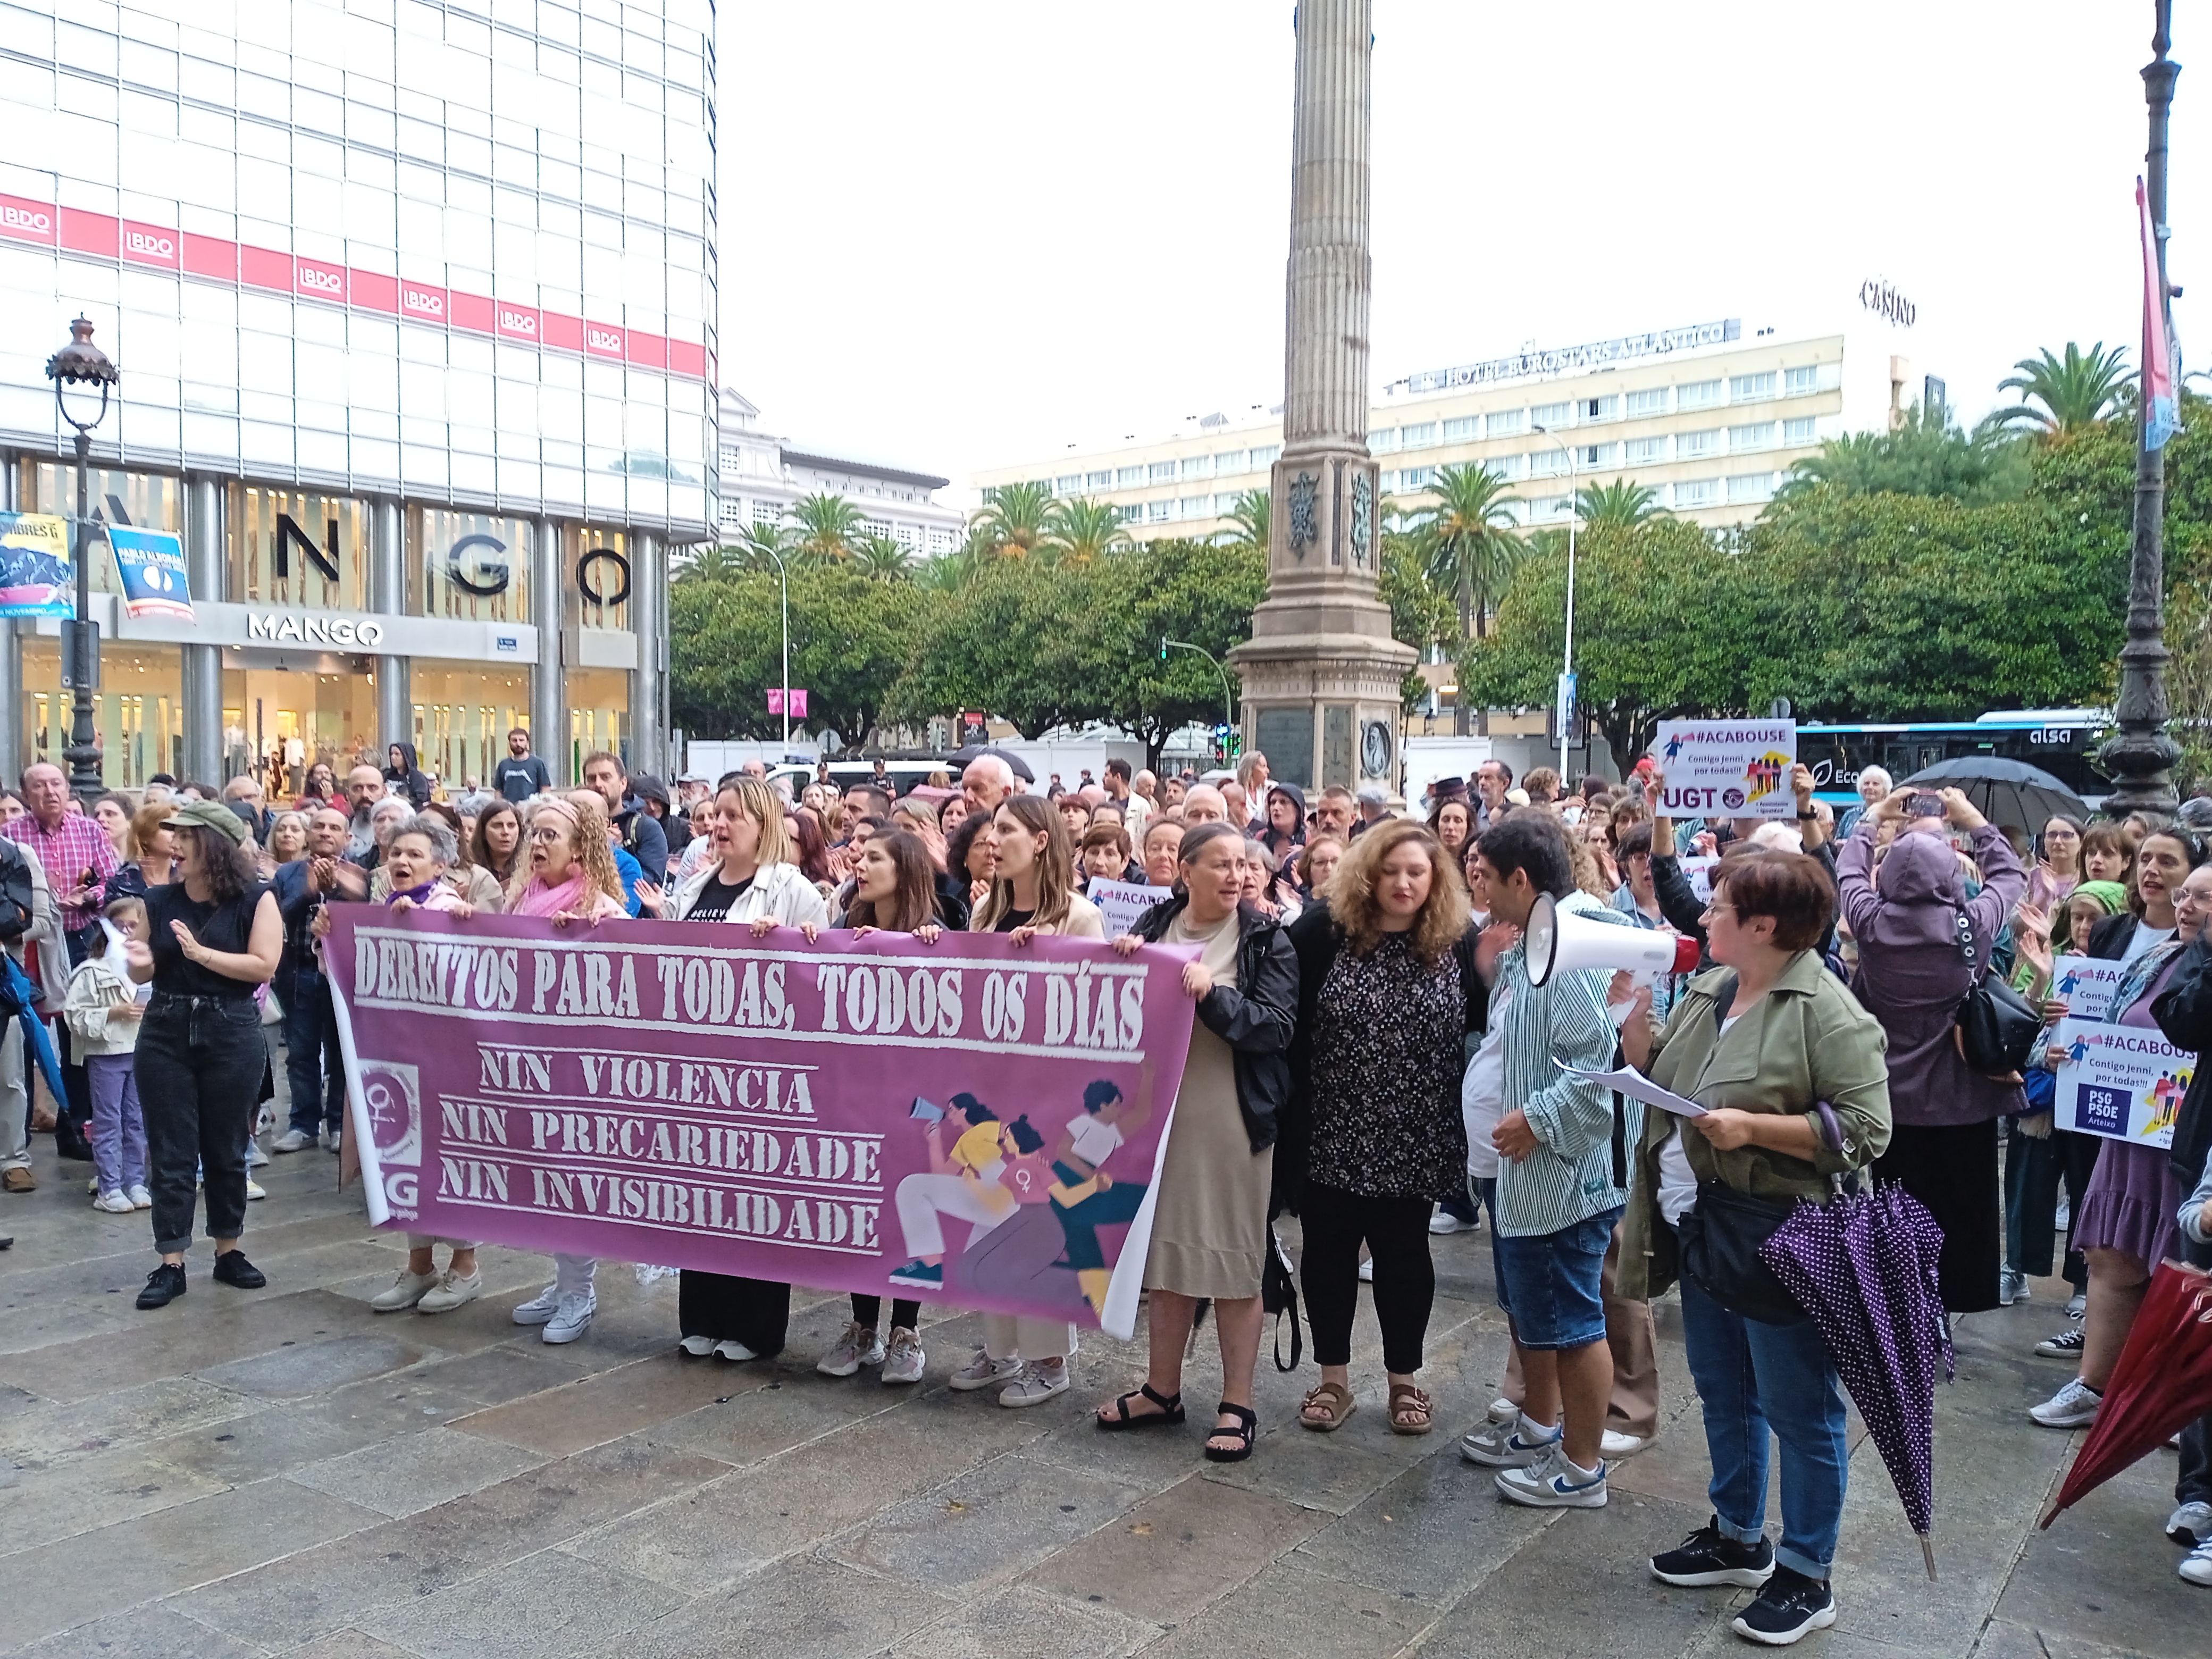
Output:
(1042, 497), (1134, 566)
(786, 492), (866, 565)
(1576, 479), (1667, 528)
(676, 542), (747, 584)
(853, 532), (914, 580)
(729, 521), (791, 573)
(1993, 342), (2132, 435)
(669, 565), (933, 747)
(1379, 530), (1453, 712)
(1774, 404), (2029, 507)
(969, 481), (1057, 559)
(1411, 462), (1524, 644)
(1097, 538), (1271, 770)
(1212, 488), (1270, 554)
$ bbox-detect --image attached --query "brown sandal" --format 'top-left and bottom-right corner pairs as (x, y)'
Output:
(1298, 1380), (1356, 1431)
(1387, 1383), (1433, 1436)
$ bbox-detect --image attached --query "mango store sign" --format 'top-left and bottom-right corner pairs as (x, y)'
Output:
(248, 611), (386, 647)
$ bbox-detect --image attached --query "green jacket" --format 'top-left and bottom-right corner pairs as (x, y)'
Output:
(1618, 951), (1893, 1303)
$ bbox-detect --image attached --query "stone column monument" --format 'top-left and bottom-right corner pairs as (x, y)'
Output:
(1228, 0), (1414, 795)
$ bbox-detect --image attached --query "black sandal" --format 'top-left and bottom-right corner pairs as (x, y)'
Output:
(1203, 1401), (1257, 1463)
(1096, 1382), (1185, 1430)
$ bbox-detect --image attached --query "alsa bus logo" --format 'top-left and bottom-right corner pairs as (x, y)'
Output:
(124, 229), (174, 259)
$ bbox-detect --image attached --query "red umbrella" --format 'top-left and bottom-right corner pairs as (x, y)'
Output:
(2041, 1259), (2212, 1528)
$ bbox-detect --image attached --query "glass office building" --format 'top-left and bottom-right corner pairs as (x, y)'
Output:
(0, 0), (716, 792)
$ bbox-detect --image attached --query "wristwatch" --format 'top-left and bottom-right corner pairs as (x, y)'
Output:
(1796, 811), (1817, 820)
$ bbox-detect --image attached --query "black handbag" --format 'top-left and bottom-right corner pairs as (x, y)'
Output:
(1953, 910), (2041, 1076)
(1678, 1180), (1805, 1325)
(1261, 1226), (1303, 1372)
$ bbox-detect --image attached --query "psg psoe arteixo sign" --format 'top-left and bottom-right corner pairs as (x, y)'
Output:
(1651, 719), (1799, 820)
(323, 910), (1200, 1338)
(2050, 1016), (2191, 1149)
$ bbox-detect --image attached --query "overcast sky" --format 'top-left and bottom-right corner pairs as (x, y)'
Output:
(715, 2), (2201, 497)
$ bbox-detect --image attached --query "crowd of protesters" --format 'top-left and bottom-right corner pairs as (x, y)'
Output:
(10, 731), (2212, 1643)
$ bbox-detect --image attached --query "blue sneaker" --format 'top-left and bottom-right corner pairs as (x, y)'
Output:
(1494, 1444), (1608, 1509)
(887, 1260), (942, 1288)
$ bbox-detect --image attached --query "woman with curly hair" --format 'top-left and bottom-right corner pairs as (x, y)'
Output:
(1283, 818), (1485, 1437)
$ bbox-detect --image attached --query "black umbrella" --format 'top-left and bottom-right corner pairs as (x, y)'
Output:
(948, 743), (1035, 783)
(1898, 757), (2090, 832)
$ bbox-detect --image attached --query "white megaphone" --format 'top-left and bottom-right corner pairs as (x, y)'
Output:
(1523, 892), (1701, 987)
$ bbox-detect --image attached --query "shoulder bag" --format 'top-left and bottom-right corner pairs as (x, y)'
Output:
(1953, 909), (2041, 1077)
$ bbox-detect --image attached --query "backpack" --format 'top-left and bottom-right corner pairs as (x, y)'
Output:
(0, 841), (35, 944)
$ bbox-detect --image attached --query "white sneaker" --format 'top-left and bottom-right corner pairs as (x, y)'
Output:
(998, 1359), (1070, 1408)
(93, 1189), (135, 1213)
(323, 1128), (342, 1154)
(881, 1327), (925, 1385)
(2065, 1291), (2088, 1319)
(541, 1291), (596, 1344)
(1495, 1444), (1609, 1509)
(2030, 1377), (2103, 1429)
(2182, 1539), (2212, 1587)
(272, 1128), (316, 1153)
(512, 1283), (562, 1326)
(245, 1138), (269, 1168)
(416, 1270), (481, 1313)
(370, 1269), (440, 1312)
(245, 1178), (267, 1201)
(1601, 1429), (1654, 1459)
(817, 1320), (884, 1377)
(2168, 1500), (2212, 1547)
(713, 1339), (759, 1362)
(1428, 1208), (1477, 1235)
(126, 1184), (152, 1209)
(677, 1334), (716, 1357)
(1460, 1415), (1562, 1468)
(947, 1348), (1024, 1393)
(1487, 1396), (1519, 1426)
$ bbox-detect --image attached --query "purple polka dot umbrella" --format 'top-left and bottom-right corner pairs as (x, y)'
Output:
(1761, 1179), (1954, 1580)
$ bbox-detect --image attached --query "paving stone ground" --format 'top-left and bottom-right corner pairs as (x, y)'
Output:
(0, 1119), (2202, 1657)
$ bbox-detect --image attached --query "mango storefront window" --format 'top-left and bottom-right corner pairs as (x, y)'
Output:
(411, 664), (534, 794)
(223, 667), (379, 794)
(21, 640), (183, 788)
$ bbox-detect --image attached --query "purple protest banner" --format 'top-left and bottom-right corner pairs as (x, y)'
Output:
(323, 908), (1197, 1337)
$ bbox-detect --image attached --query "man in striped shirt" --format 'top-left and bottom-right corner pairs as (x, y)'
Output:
(1460, 812), (1627, 1510)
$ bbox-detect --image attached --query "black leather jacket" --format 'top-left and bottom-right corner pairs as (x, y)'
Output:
(1128, 893), (1298, 1157)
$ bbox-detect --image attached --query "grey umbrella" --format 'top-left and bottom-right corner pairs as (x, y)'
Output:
(1897, 757), (2090, 833)
(947, 743), (1036, 783)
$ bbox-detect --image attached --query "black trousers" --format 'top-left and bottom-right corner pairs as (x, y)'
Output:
(1875, 1119), (2001, 1314)
(677, 1272), (789, 1358)
(1300, 1179), (1435, 1375)
(851, 1295), (920, 1332)
(2179, 1233), (2212, 1508)
(137, 995), (266, 1256)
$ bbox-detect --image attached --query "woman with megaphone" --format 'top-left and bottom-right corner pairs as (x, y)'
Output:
(1616, 850), (1891, 1644)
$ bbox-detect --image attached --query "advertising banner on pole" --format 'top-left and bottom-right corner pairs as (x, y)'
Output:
(0, 512), (72, 618)
(324, 910), (1200, 1338)
(1650, 719), (1798, 820)
(2050, 1016), (2191, 1148)
(106, 525), (194, 621)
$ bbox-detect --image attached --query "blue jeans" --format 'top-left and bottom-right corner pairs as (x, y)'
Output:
(1678, 1270), (1849, 1579)
(279, 966), (342, 1136)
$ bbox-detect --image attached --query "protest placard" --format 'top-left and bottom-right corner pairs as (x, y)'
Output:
(1086, 877), (1167, 941)
(325, 910), (1199, 1338)
(1651, 719), (1798, 821)
(2050, 1015), (2191, 1148)
(2049, 954), (2127, 1020)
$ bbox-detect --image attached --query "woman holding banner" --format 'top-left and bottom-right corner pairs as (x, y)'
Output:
(937, 798), (1103, 1406)
(1095, 821), (1297, 1462)
(2029, 841), (2211, 1430)
(662, 776), (831, 1364)
(500, 795), (628, 1345)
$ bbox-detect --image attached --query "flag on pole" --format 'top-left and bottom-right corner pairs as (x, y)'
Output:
(2139, 175), (2180, 451)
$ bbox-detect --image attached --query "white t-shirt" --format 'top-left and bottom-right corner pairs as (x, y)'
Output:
(1657, 1011), (1738, 1227)
(1067, 1115), (1124, 1169)
(2121, 922), (2176, 965)
(1462, 982), (1512, 1181)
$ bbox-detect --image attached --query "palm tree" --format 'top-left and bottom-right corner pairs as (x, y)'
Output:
(1992, 342), (2131, 434)
(730, 521), (792, 573)
(853, 532), (914, 580)
(677, 541), (745, 584)
(1211, 488), (1270, 554)
(1042, 498), (1134, 566)
(1574, 479), (1665, 529)
(968, 480), (1057, 559)
(786, 492), (866, 564)
(1412, 463), (1524, 644)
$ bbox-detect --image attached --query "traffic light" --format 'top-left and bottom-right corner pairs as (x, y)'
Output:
(1159, 636), (1169, 661)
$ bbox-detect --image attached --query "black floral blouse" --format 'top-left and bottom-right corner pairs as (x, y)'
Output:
(1307, 932), (1469, 1200)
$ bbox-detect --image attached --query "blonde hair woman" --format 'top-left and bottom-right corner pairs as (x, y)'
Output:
(1284, 820), (1483, 1436)
(974, 795), (1101, 942)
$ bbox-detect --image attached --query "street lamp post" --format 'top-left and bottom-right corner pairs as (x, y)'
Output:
(1534, 424), (1580, 784)
(1159, 636), (1236, 748)
(2101, 0), (2185, 814)
(766, 546), (791, 752)
(43, 317), (119, 798)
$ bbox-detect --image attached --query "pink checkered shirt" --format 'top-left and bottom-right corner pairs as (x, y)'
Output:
(5, 809), (120, 929)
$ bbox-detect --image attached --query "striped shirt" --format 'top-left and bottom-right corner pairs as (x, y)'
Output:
(1493, 889), (1635, 1237)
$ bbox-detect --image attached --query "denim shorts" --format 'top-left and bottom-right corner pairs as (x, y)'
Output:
(1493, 1205), (1623, 1351)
